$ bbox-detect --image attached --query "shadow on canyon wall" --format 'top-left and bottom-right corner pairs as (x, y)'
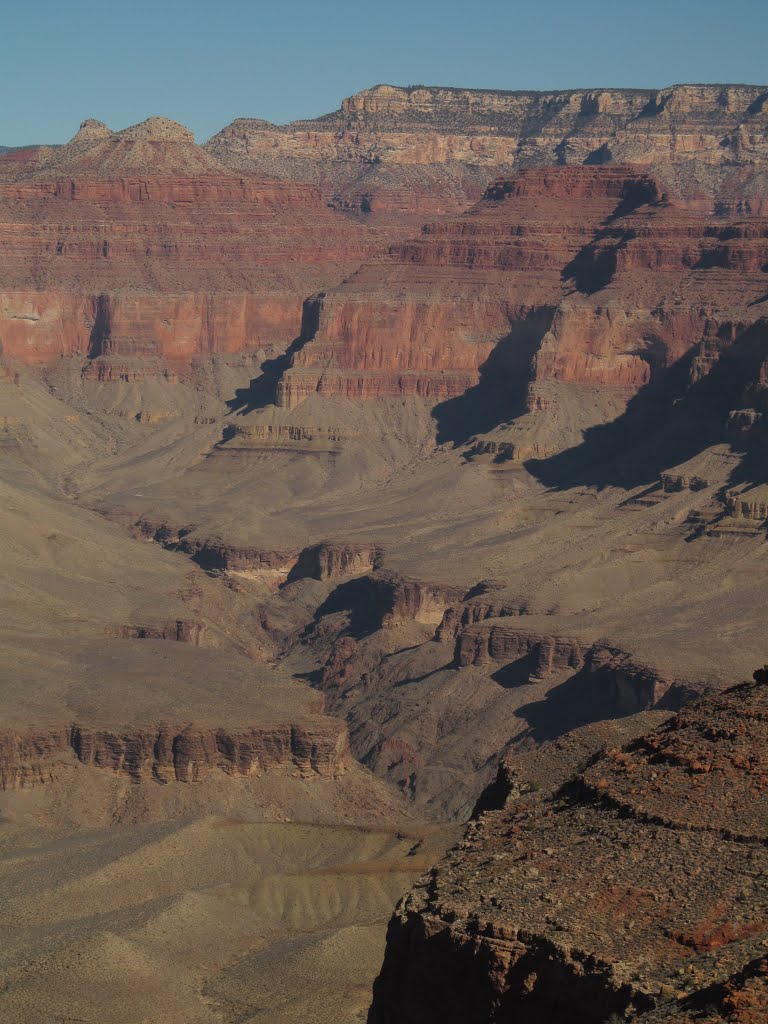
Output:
(513, 665), (651, 743)
(526, 318), (768, 492)
(226, 296), (323, 414)
(432, 312), (555, 446)
(305, 577), (384, 639)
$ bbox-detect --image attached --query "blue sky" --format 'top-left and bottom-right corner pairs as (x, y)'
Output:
(3, 0), (766, 146)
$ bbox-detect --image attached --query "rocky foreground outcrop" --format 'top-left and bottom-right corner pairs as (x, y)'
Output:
(368, 671), (768, 1023)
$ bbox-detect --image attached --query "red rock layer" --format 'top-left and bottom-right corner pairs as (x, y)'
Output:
(530, 201), (768, 397)
(277, 166), (768, 456)
(0, 171), (420, 369)
(276, 166), (653, 407)
(4, 90), (766, 392)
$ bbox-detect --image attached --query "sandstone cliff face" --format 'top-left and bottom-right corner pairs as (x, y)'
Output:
(208, 84), (768, 199)
(288, 542), (384, 582)
(276, 165), (648, 409)
(452, 620), (672, 708)
(133, 519), (390, 587)
(3, 85), (766, 409)
(221, 422), (352, 453)
(369, 673), (768, 1023)
(132, 517), (297, 577)
(306, 570), (466, 645)
(0, 122), (423, 377)
(0, 719), (349, 790)
(454, 623), (588, 675)
(276, 163), (768, 464)
(371, 573), (465, 627)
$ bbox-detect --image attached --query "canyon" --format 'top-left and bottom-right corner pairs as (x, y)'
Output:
(1, 80), (767, 1022)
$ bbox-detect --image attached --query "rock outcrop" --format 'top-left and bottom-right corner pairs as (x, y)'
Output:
(454, 623), (588, 675)
(207, 84), (768, 205)
(107, 619), (207, 645)
(369, 672), (768, 1023)
(452, 620), (672, 707)
(0, 719), (349, 790)
(131, 518), (296, 573)
(287, 542), (384, 582)
(3, 83), (766, 396)
(275, 165), (648, 409)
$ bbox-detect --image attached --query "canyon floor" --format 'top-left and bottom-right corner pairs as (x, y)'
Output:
(1, 372), (461, 1024)
(0, 810), (455, 1024)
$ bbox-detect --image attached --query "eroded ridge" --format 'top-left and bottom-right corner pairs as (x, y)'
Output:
(369, 671), (768, 1023)
(0, 721), (350, 790)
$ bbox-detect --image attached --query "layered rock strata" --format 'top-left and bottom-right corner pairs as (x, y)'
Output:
(4, 81), (766, 388)
(107, 619), (206, 644)
(133, 519), (386, 585)
(288, 542), (384, 582)
(452, 621), (672, 705)
(276, 163), (768, 463)
(131, 517), (297, 575)
(276, 165), (652, 409)
(207, 84), (768, 204)
(0, 118), (422, 378)
(0, 719), (349, 790)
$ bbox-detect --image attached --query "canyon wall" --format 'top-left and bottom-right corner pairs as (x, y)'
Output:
(208, 83), (768, 200)
(3, 83), (766, 393)
(276, 166), (652, 409)
(0, 720), (349, 790)
(0, 118), (437, 380)
(275, 164), (768, 463)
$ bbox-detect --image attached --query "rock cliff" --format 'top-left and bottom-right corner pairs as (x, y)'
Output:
(3, 82), (766, 391)
(275, 163), (768, 465)
(275, 165), (650, 409)
(0, 115), (432, 390)
(208, 83), (768, 204)
(369, 671), (768, 1023)
(0, 719), (349, 790)
(0, 176), (404, 373)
